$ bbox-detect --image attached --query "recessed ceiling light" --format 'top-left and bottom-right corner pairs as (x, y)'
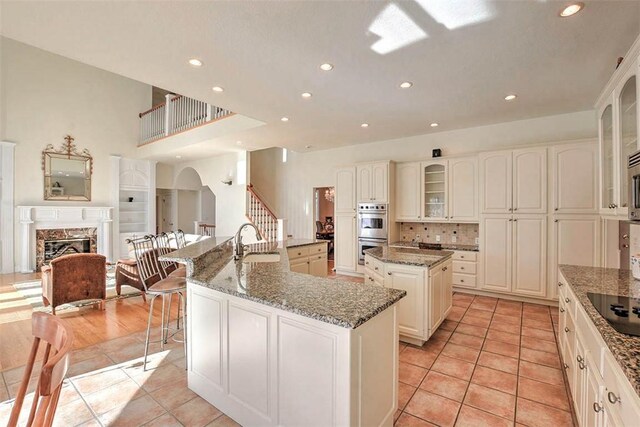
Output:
(559, 2), (584, 17)
(188, 58), (203, 67)
(430, 122), (439, 127)
(212, 86), (224, 92)
(320, 63), (334, 71)
(504, 94), (517, 101)
(301, 92), (312, 98)
(281, 117), (289, 122)
(400, 81), (413, 89)
(176, 155), (182, 159)
(361, 123), (369, 128)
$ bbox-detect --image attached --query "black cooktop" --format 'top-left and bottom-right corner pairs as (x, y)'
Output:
(418, 243), (443, 250)
(587, 292), (640, 337)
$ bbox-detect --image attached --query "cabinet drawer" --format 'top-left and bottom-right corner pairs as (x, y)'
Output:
(452, 251), (477, 262)
(452, 273), (476, 288)
(602, 352), (640, 424)
(562, 312), (576, 361)
(287, 246), (310, 260)
(576, 306), (605, 376)
(309, 243), (328, 254)
(366, 258), (383, 275)
(561, 286), (577, 318)
(453, 261), (476, 274)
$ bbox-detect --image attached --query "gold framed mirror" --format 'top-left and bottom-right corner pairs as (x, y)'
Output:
(42, 135), (93, 201)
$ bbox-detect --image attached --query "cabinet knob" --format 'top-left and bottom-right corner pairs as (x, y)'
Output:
(612, 204), (618, 209)
(564, 327), (570, 333)
(578, 360), (586, 370)
(460, 256), (464, 259)
(509, 208), (513, 212)
(460, 267), (464, 270)
(558, 282), (563, 287)
(593, 402), (603, 413)
(387, 272), (392, 276)
(555, 208), (558, 211)
(576, 355), (584, 363)
(565, 297), (570, 303)
(607, 391), (621, 405)
(365, 262), (369, 265)
(374, 267), (378, 271)
(563, 363), (569, 370)
(460, 279), (464, 283)
(560, 307), (565, 313)
(514, 208), (518, 211)
(554, 219), (558, 223)
(513, 219), (518, 222)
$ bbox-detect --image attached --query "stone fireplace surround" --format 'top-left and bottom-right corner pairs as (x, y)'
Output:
(17, 206), (113, 273)
(36, 227), (97, 271)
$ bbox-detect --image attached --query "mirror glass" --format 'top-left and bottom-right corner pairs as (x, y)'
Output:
(43, 138), (92, 201)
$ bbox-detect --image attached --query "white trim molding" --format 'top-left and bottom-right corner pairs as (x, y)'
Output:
(0, 142), (16, 274)
(16, 205), (113, 272)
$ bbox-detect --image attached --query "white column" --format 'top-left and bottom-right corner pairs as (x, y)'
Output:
(0, 141), (15, 273)
(164, 94), (173, 136)
(277, 219), (287, 242)
(18, 207), (34, 273)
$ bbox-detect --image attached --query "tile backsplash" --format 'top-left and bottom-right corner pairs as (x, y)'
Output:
(400, 222), (479, 245)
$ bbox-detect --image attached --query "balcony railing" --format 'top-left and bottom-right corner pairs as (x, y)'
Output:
(138, 94), (233, 145)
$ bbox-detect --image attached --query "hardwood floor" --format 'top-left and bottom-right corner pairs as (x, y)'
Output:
(0, 271), (179, 372)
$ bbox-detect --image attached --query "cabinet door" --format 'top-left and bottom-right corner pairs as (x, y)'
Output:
(386, 265), (425, 338)
(335, 167), (356, 213)
(448, 157), (478, 221)
(552, 217), (600, 292)
(371, 162), (388, 202)
(442, 261), (453, 317)
(512, 217), (547, 298)
(600, 104), (616, 213)
(574, 335), (587, 426)
(290, 258), (309, 275)
(479, 151), (512, 214)
(308, 255), (327, 277)
(513, 148), (547, 214)
(356, 165), (372, 202)
(480, 216), (512, 292)
(619, 76), (637, 211)
(422, 161), (448, 221)
(552, 142), (598, 214)
(428, 267), (443, 334)
(334, 214), (357, 272)
(396, 162), (421, 221)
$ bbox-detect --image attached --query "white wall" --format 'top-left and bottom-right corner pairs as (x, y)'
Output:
(250, 110), (598, 240)
(177, 190), (199, 232)
(173, 151), (248, 239)
(1, 38), (151, 270)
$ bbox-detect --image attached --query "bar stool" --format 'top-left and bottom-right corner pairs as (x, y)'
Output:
(127, 235), (187, 371)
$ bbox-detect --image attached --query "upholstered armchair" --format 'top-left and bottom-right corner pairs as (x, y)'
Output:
(41, 253), (107, 315)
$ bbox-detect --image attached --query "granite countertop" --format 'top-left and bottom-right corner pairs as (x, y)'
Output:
(559, 265), (640, 397)
(365, 246), (453, 268)
(185, 240), (405, 329)
(283, 239), (329, 248)
(389, 241), (479, 252)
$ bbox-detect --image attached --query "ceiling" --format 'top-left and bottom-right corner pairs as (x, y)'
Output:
(1, 1), (639, 155)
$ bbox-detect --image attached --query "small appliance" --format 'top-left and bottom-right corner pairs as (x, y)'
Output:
(357, 203), (388, 264)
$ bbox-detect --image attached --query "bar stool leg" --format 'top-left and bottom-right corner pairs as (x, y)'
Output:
(164, 293), (173, 345)
(180, 291), (187, 370)
(143, 294), (158, 371)
(176, 293), (182, 331)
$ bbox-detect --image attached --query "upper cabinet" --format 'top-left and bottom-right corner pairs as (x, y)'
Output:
(395, 162), (421, 221)
(395, 158), (478, 223)
(479, 148), (546, 215)
(335, 166), (357, 213)
(596, 40), (640, 218)
(356, 162), (389, 203)
(552, 142), (598, 214)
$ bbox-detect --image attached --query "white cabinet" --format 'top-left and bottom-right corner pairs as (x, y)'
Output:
(448, 157), (478, 221)
(287, 243), (328, 277)
(356, 162), (389, 203)
(335, 166), (356, 213)
(309, 254), (328, 277)
(421, 160), (448, 221)
(552, 142), (598, 214)
(428, 266), (443, 332)
(600, 104), (616, 214)
(451, 251), (478, 289)
(385, 263), (425, 338)
(619, 76), (637, 213)
(395, 162), (421, 221)
(480, 147), (547, 214)
(480, 215), (547, 298)
(335, 214), (357, 273)
(512, 217), (547, 298)
(290, 259), (310, 274)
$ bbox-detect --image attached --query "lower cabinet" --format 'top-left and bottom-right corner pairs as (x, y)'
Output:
(558, 270), (640, 426)
(287, 243), (328, 277)
(365, 255), (453, 345)
(335, 214), (357, 273)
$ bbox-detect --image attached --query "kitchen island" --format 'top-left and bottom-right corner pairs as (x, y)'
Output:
(161, 238), (405, 427)
(364, 246), (453, 345)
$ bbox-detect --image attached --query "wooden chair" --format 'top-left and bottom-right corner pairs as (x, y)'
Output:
(198, 223), (215, 236)
(8, 312), (74, 427)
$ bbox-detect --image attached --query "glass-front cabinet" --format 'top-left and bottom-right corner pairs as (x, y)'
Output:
(601, 105), (614, 211)
(597, 49), (639, 218)
(620, 76), (637, 211)
(421, 161), (448, 220)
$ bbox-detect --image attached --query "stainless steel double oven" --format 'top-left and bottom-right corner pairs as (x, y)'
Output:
(357, 203), (388, 265)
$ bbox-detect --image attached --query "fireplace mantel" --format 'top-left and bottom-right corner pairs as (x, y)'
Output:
(17, 206), (113, 272)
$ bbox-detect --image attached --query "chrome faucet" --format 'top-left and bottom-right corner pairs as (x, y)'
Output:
(234, 223), (262, 260)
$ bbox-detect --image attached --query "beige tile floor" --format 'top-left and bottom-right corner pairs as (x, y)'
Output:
(1, 293), (573, 427)
(0, 327), (238, 427)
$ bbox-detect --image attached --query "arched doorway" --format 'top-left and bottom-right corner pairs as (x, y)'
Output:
(156, 166), (216, 234)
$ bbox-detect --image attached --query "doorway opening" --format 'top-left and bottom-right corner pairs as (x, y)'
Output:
(313, 187), (335, 272)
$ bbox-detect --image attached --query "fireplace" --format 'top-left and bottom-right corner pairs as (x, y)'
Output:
(36, 228), (97, 271)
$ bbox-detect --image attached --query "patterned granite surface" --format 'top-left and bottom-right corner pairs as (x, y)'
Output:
(559, 265), (640, 397)
(283, 239), (329, 248)
(390, 241), (479, 252)
(365, 246), (453, 268)
(169, 239), (405, 329)
(161, 236), (234, 276)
